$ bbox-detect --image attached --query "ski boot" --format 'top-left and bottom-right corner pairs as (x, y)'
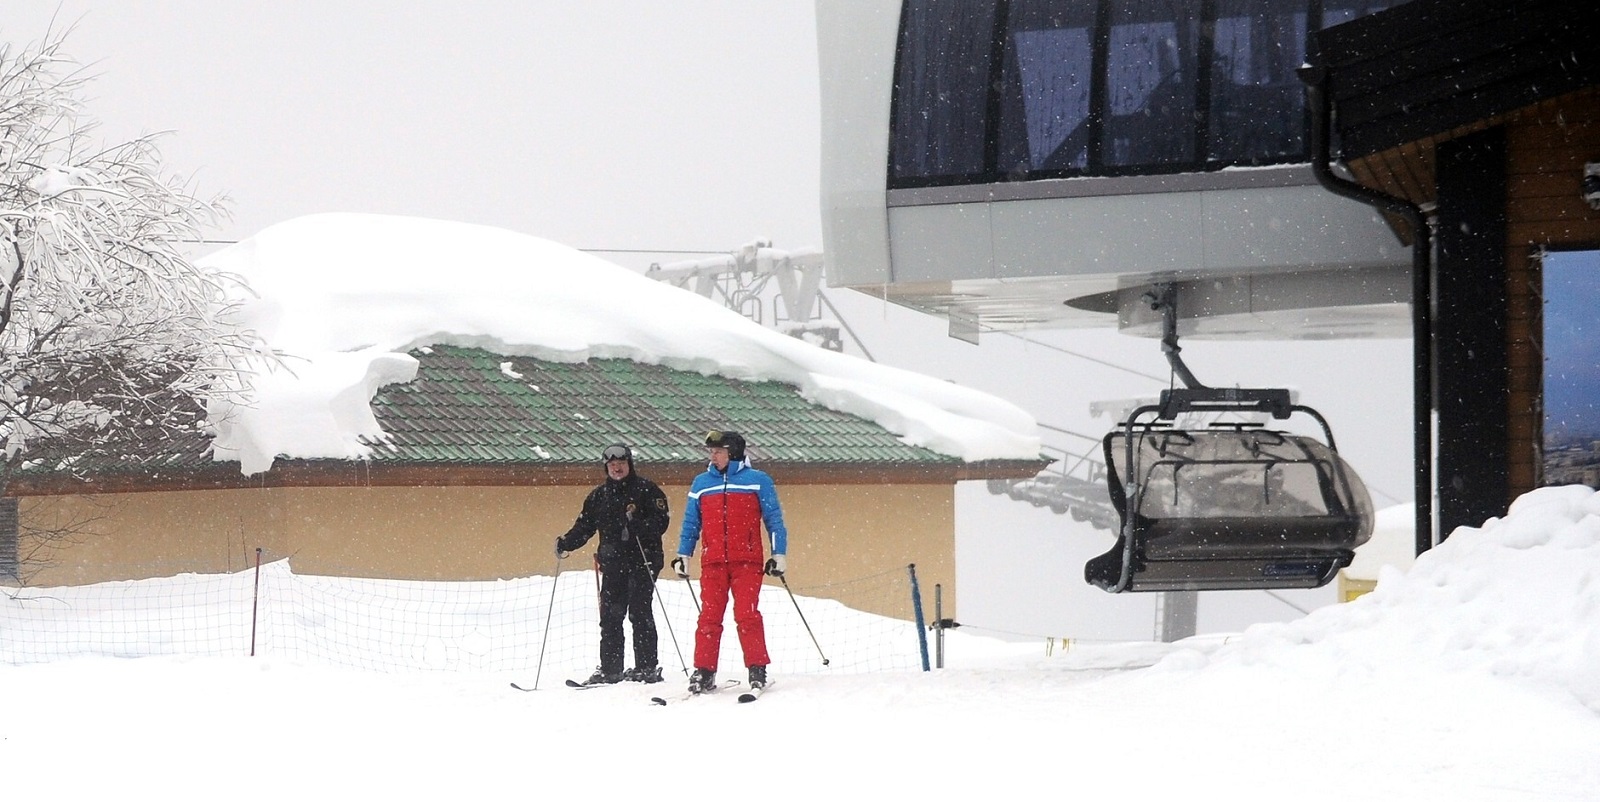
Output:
(581, 666), (624, 686)
(687, 668), (716, 694)
(624, 666), (664, 684)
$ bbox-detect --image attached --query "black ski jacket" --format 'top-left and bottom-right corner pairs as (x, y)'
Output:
(557, 472), (670, 574)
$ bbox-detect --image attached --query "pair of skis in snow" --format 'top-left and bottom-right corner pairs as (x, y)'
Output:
(509, 677), (767, 702)
(507, 678), (655, 691)
(650, 679), (768, 705)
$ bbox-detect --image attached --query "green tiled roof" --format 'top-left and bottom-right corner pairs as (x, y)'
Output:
(369, 345), (957, 466)
(16, 345), (1042, 492)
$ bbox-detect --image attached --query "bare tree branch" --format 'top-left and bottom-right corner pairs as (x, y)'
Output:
(0, 32), (272, 573)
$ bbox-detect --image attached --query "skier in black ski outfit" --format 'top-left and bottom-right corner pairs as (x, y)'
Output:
(556, 443), (672, 684)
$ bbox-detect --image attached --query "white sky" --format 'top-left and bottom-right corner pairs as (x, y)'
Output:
(3, 484), (1598, 799)
(8, 1), (823, 251)
(4, 2), (1421, 639)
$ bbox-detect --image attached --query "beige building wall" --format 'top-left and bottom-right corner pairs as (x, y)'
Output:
(767, 483), (955, 621)
(19, 480), (956, 621)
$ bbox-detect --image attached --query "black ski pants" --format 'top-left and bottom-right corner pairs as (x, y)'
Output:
(598, 560), (658, 675)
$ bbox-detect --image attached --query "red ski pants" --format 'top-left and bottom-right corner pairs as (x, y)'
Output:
(693, 560), (769, 671)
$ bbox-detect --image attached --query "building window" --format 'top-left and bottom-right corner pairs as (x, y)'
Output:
(889, 0), (1000, 185)
(0, 497), (17, 584)
(889, 0), (1406, 188)
(995, 0), (1097, 176)
(1102, 0), (1201, 170)
(1208, 0), (1310, 164)
(1541, 249), (1600, 488)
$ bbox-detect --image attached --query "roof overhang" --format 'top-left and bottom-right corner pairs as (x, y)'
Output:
(1309, 0), (1600, 207)
(8, 458), (1052, 496)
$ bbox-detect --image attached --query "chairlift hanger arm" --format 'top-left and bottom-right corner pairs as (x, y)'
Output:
(1146, 283), (1208, 391)
(1145, 284), (1305, 423)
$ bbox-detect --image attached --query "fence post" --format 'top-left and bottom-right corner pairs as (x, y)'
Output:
(934, 584), (945, 669)
(250, 547), (262, 657)
(908, 563), (930, 671)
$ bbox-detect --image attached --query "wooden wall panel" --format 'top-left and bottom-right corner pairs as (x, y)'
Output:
(1500, 88), (1600, 496)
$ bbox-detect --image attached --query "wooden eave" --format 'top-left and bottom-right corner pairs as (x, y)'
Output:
(1311, 0), (1599, 216)
(1346, 87), (1600, 213)
(1318, 0), (1599, 157)
(7, 457), (1051, 496)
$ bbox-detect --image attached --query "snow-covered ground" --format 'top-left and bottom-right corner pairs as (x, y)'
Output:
(5, 485), (1599, 800)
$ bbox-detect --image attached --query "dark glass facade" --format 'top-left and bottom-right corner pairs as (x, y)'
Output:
(889, 0), (1408, 187)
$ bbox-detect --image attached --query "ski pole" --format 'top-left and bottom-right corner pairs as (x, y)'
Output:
(672, 547), (702, 615)
(765, 532), (826, 664)
(532, 551), (563, 690)
(680, 568), (701, 615)
(778, 573), (829, 666)
(635, 534), (688, 676)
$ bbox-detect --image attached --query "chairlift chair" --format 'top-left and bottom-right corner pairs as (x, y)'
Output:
(1084, 284), (1374, 593)
(1086, 387), (1375, 593)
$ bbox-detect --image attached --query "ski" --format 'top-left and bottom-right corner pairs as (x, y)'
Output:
(509, 678), (619, 692)
(649, 679), (740, 706)
(737, 682), (769, 703)
(565, 678), (624, 690)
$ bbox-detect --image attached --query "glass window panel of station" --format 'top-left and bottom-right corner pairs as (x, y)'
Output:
(995, 0), (1099, 177)
(1320, 0), (1410, 28)
(889, 0), (1001, 185)
(1101, 0), (1202, 170)
(1208, 0), (1312, 164)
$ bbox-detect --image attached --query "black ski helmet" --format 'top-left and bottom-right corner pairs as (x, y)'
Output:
(703, 429), (746, 461)
(601, 443), (635, 474)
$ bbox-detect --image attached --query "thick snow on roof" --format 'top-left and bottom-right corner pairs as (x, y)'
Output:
(198, 213), (1041, 475)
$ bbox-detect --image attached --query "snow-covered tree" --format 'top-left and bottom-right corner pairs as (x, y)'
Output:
(0, 34), (264, 498)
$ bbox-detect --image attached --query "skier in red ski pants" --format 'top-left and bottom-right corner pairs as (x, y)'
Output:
(672, 430), (788, 695)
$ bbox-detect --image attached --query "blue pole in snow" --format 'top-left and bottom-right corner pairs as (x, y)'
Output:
(908, 564), (930, 671)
